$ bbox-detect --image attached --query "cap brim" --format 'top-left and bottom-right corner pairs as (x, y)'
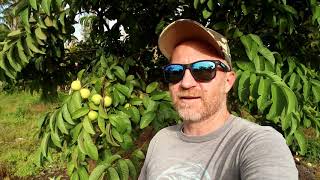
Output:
(158, 19), (223, 60)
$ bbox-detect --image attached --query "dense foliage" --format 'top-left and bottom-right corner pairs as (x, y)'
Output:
(0, 0), (319, 179)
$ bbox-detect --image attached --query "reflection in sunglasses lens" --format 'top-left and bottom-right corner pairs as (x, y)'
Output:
(192, 61), (216, 82)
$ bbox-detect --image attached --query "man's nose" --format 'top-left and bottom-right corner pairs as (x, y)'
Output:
(180, 69), (197, 89)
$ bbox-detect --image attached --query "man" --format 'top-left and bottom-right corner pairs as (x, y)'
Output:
(139, 19), (298, 180)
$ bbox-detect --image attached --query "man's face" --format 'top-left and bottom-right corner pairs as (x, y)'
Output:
(169, 40), (234, 122)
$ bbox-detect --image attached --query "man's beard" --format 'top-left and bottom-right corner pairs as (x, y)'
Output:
(172, 91), (223, 122)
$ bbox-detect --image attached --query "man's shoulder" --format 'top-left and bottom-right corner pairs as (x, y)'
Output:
(230, 115), (285, 144)
(233, 116), (281, 135)
(155, 124), (180, 137)
(149, 124), (181, 142)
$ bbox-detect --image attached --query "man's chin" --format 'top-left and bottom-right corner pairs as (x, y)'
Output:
(177, 109), (203, 122)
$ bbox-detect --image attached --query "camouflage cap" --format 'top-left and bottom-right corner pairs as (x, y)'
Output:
(158, 19), (232, 69)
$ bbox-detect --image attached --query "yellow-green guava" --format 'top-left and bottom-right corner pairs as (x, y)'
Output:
(71, 80), (81, 91)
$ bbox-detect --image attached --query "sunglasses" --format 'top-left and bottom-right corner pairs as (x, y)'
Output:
(163, 60), (231, 84)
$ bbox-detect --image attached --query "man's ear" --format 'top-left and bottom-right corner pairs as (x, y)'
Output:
(225, 71), (236, 93)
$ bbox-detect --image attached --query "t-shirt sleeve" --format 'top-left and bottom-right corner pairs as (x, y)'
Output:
(138, 131), (159, 180)
(240, 127), (298, 180)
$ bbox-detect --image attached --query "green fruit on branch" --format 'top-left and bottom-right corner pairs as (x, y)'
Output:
(80, 88), (90, 99)
(124, 103), (131, 109)
(104, 96), (113, 107)
(91, 94), (102, 105)
(88, 110), (98, 120)
(71, 80), (81, 91)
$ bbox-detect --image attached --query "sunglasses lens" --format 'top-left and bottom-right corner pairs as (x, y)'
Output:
(163, 64), (184, 83)
(191, 61), (216, 82)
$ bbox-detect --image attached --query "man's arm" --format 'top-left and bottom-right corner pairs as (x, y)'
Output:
(240, 127), (298, 180)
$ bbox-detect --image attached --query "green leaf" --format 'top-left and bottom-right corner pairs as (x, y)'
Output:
(83, 116), (95, 135)
(40, 132), (50, 157)
(125, 159), (137, 180)
(68, 91), (81, 114)
(288, 112), (299, 136)
(78, 166), (89, 180)
(113, 66), (126, 81)
(29, 0), (37, 10)
(193, 0), (199, 9)
(207, 0), (213, 11)
(275, 82), (298, 114)
(257, 77), (271, 112)
(311, 85), (320, 103)
(279, 17), (287, 34)
(240, 35), (251, 54)
(235, 61), (255, 71)
(50, 131), (62, 148)
(55, 0), (63, 8)
(293, 129), (306, 155)
(283, 5), (297, 15)
(117, 159), (129, 180)
(120, 133), (134, 150)
(109, 114), (130, 134)
(303, 80), (310, 101)
(266, 84), (285, 121)
(41, 0), (52, 16)
(44, 16), (53, 27)
(202, 9), (212, 19)
(140, 111), (156, 129)
(77, 69), (85, 80)
(115, 84), (131, 97)
(38, 112), (49, 129)
(20, 8), (30, 30)
(98, 105), (108, 119)
(132, 149), (145, 159)
(111, 128), (123, 142)
(237, 71), (250, 102)
(253, 55), (265, 72)
(311, 79), (320, 87)
(77, 132), (87, 155)
(287, 57), (296, 73)
(71, 107), (89, 119)
(17, 42), (29, 64)
(128, 106), (140, 124)
(62, 104), (75, 125)
(59, 11), (66, 26)
(303, 117), (311, 128)
(57, 110), (68, 134)
(146, 82), (158, 93)
(97, 116), (106, 133)
(107, 167), (120, 180)
(71, 171), (79, 180)
(150, 91), (169, 101)
(287, 73), (300, 90)
(26, 34), (45, 54)
(35, 27), (47, 40)
(89, 164), (108, 180)
(7, 29), (22, 37)
(241, 4), (247, 15)
(71, 123), (82, 144)
(83, 130), (98, 160)
(258, 47), (275, 66)
(249, 34), (263, 47)
(7, 46), (22, 72)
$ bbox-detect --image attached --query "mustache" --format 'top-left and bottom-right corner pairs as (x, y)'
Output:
(176, 90), (202, 97)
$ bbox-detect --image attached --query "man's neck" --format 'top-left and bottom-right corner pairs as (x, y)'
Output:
(182, 108), (230, 136)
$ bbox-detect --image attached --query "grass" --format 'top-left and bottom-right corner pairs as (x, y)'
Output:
(0, 91), (61, 177)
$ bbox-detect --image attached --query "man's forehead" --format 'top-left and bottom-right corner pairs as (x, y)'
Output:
(170, 40), (224, 62)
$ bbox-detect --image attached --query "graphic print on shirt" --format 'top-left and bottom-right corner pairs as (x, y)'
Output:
(155, 159), (211, 180)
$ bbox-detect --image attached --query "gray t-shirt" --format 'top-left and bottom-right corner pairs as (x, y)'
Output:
(139, 115), (298, 180)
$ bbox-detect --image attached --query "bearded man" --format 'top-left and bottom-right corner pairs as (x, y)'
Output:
(138, 19), (298, 180)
